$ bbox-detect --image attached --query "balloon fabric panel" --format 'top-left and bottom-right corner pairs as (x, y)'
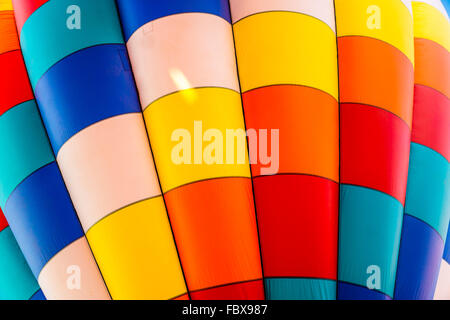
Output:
(14, 0), (188, 300)
(394, 0), (450, 300)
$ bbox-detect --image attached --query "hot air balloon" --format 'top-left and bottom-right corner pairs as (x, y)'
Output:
(0, 0), (109, 300)
(428, 0), (450, 301)
(229, 0), (339, 300)
(0, 209), (42, 300)
(335, 0), (414, 299)
(13, 0), (187, 300)
(115, 0), (264, 299)
(394, 0), (450, 300)
(0, 0), (447, 301)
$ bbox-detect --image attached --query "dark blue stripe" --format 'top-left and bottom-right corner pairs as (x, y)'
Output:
(34, 44), (141, 154)
(337, 282), (391, 300)
(4, 162), (84, 277)
(30, 289), (46, 301)
(444, 224), (450, 263)
(394, 214), (444, 300)
(116, 0), (231, 41)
